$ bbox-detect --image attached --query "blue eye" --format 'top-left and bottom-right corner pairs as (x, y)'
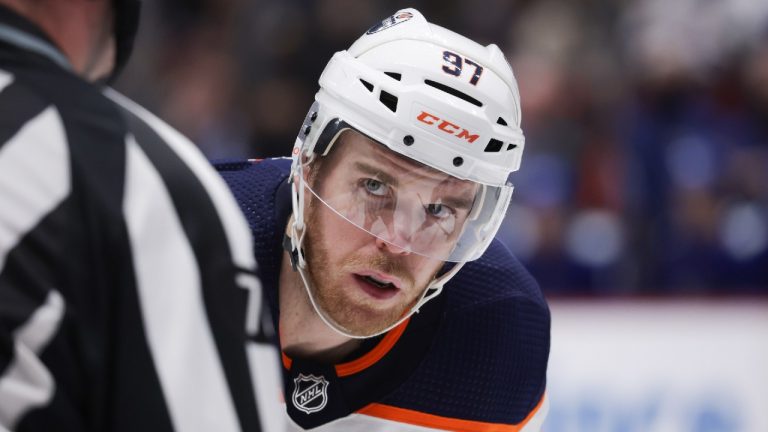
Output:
(426, 203), (452, 219)
(363, 178), (388, 196)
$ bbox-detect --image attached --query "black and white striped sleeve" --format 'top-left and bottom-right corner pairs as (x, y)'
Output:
(0, 69), (70, 429)
(0, 68), (283, 431)
(105, 89), (285, 432)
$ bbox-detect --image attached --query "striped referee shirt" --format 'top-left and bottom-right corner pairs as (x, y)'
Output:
(0, 7), (281, 432)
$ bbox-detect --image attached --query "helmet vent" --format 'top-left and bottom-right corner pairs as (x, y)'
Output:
(379, 90), (398, 112)
(485, 139), (504, 153)
(360, 79), (374, 92)
(497, 117), (508, 126)
(384, 72), (402, 81)
(424, 79), (483, 107)
(507, 144), (518, 151)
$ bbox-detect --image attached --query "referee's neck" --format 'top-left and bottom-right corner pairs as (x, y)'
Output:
(0, 0), (114, 81)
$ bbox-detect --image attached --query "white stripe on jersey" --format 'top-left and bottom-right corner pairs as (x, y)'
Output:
(105, 89), (256, 272)
(283, 395), (549, 432)
(0, 81), (68, 429)
(0, 70), (12, 91)
(247, 343), (286, 432)
(122, 135), (241, 432)
(108, 89), (283, 431)
(0, 290), (65, 428)
(520, 394), (548, 432)
(0, 106), (69, 271)
(286, 411), (438, 432)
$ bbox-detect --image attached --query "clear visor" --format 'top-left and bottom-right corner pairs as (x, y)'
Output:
(300, 128), (512, 262)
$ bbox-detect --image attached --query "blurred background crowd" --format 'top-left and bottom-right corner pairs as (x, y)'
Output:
(116, 0), (768, 295)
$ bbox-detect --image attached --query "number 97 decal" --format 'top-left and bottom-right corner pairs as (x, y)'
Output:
(442, 51), (484, 85)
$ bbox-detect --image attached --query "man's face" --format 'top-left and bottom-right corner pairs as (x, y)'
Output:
(301, 130), (478, 336)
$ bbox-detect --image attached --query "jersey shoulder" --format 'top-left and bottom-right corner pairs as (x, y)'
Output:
(447, 239), (548, 311)
(213, 157), (292, 306)
(214, 157), (291, 189)
(376, 239), (550, 429)
(0, 61), (122, 131)
(213, 157), (291, 236)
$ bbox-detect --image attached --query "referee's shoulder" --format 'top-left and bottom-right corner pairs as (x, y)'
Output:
(2, 66), (127, 140)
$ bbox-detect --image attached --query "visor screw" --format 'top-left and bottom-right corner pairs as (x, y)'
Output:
(309, 111), (318, 122)
(453, 157), (464, 167)
(303, 125), (312, 135)
(403, 135), (414, 146)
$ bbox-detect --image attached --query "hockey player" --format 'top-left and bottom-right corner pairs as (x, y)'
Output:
(218, 9), (550, 431)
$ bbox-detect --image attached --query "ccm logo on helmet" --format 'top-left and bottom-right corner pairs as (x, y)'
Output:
(416, 111), (479, 143)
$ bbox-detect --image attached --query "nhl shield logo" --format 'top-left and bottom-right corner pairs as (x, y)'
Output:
(292, 374), (329, 414)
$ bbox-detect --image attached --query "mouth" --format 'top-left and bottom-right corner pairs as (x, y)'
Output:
(353, 272), (402, 300)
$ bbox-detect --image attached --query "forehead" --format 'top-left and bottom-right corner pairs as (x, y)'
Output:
(324, 129), (455, 181)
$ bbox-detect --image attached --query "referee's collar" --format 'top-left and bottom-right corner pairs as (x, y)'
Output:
(0, 5), (71, 70)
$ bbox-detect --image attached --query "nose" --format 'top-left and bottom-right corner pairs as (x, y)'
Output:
(373, 203), (425, 255)
(375, 235), (412, 255)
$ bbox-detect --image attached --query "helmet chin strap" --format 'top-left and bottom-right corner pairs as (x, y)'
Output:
(287, 173), (465, 340)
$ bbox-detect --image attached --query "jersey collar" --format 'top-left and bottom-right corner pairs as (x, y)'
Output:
(0, 5), (73, 71)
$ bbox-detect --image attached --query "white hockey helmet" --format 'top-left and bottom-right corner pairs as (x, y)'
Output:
(292, 8), (524, 263)
(287, 8), (525, 337)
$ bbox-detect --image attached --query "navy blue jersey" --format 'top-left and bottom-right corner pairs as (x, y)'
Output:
(217, 158), (550, 431)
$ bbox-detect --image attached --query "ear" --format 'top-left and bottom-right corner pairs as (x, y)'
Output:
(301, 155), (322, 187)
(299, 165), (311, 183)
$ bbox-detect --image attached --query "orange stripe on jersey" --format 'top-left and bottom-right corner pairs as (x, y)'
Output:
(358, 393), (546, 432)
(334, 318), (410, 377)
(280, 318), (410, 376)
